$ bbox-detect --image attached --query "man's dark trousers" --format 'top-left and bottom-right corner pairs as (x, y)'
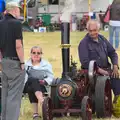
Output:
(111, 78), (120, 96)
(1, 58), (25, 120)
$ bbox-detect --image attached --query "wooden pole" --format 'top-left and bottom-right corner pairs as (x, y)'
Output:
(24, 0), (26, 22)
(88, 0), (91, 19)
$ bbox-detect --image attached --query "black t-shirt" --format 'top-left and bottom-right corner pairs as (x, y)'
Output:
(0, 13), (23, 58)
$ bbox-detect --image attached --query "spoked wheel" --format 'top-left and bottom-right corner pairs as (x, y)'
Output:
(81, 96), (92, 120)
(95, 76), (112, 118)
(42, 97), (53, 120)
(87, 87), (95, 114)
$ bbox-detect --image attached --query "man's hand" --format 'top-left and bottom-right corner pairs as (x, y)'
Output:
(112, 65), (119, 78)
(97, 67), (109, 76)
(21, 64), (25, 70)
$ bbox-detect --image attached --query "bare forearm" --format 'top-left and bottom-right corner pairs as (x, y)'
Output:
(113, 65), (119, 69)
(16, 47), (24, 63)
(97, 67), (109, 75)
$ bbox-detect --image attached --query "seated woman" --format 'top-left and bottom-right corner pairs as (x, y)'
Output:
(24, 46), (54, 120)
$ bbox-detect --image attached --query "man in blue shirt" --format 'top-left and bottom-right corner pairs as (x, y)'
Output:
(78, 20), (120, 97)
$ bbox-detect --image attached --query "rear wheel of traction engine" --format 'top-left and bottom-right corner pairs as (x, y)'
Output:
(95, 76), (112, 118)
(81, 96), (92, 120)
(42, 97), (53, 120)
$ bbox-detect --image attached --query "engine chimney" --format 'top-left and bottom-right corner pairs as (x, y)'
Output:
(61, 22), (70, 78)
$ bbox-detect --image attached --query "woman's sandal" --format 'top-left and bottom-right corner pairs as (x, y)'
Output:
(33, 113), (41, 120)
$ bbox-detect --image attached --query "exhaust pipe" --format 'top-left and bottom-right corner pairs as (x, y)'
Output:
(61, 22), (70, 78)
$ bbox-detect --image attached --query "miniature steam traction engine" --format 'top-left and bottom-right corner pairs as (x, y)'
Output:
(42, 22), (112, 120)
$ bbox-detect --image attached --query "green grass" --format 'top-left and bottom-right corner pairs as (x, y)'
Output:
(19, 31), (120, 120)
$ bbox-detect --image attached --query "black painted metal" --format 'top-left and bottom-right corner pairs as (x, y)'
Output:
(61, 22), (70, 78)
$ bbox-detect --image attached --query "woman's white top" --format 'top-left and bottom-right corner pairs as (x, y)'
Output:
(25, 59), (54, 85)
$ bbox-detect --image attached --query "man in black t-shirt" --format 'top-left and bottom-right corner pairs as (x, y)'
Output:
(0, 2), (25, 120)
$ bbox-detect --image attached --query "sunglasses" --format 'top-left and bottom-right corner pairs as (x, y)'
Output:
(32, 52), (42, 55)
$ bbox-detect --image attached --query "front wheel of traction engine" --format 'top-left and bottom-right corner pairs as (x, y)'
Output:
(42, 97), (53, 120)
(81, 96), (92, 120)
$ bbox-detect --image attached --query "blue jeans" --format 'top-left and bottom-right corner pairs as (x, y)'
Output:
(109, 25), (120, 48)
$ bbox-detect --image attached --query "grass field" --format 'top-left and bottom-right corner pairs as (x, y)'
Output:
(19, 31), (120, 120)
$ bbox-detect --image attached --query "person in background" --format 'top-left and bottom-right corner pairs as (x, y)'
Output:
(0, 1), (25, 120)
(24, 46), (54, 120)
(91, 11), (96, 20)
(107, 0), (120, 49)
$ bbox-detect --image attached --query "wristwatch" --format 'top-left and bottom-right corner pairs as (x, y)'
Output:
(20, 62), (25, 65)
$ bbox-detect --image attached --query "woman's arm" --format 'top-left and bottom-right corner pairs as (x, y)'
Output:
(44, 63), (54, 85)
